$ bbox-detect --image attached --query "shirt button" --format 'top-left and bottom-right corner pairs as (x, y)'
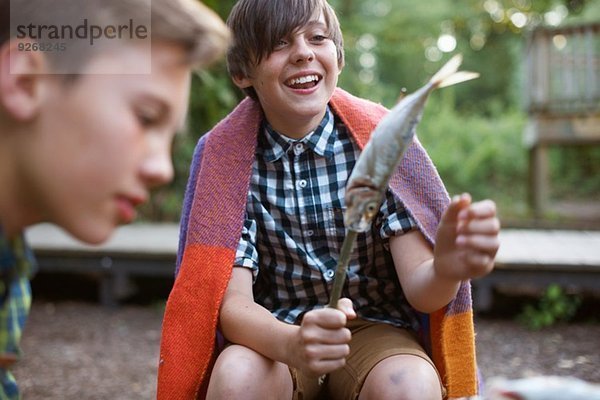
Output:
(305, 230), (314, 237)
(297, 179), (307, 189)
(293, 143), (304, 155)
(325, 269), (335, 279)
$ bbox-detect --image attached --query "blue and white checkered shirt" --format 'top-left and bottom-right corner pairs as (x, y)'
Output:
(235, 106), (419, 330)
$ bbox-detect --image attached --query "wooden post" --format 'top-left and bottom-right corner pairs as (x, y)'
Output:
(523, 23), (599, 220)
(528, 143), (549, 218)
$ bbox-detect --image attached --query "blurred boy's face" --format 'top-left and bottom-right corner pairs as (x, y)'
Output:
(234, 12), (341, 139)
(20, 43), (190, 244)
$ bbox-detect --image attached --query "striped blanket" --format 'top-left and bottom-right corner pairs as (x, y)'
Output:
(157, 88), (478, 399)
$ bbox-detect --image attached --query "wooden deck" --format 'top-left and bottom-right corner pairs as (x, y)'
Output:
(26, 223), (180, 306)
(25, 223), (600, 308)
(473, 229), (600, 311)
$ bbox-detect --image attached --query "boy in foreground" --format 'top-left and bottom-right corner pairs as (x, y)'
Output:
(158, 0), (500, 399)
(0, 0), (229, 397)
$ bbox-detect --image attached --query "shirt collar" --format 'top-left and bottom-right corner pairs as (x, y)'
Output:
(260, 106), (337, 162)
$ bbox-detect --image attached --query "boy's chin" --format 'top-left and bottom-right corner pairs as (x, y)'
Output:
(62, 219), (116, 245)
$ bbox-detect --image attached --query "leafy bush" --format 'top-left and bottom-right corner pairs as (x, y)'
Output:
(417, 95), (529, 219)
(517, 284), (582, 330)
(548, 146), (600, 201)
(138, 75), (597, 223)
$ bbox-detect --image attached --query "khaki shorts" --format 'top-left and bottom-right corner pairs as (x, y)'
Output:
(290, 319), (444, 400)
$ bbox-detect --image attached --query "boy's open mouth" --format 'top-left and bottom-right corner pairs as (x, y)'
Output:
(285, 74), (321, 89)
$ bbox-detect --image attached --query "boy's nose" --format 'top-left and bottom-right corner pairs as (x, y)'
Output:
(291, 40), (314, 63)
(141, 137), (175, 189)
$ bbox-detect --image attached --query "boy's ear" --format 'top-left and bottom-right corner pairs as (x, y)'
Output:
(0, 40), (49, 121)
(232, 74), (252, 89)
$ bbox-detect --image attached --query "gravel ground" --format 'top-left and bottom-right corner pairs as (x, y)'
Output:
(13, 301), (162, 400)
(10, 281), (600, 400)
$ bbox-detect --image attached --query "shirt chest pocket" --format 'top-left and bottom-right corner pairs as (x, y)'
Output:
(325, 207), (374, 263)
(325, 207), (346, 255)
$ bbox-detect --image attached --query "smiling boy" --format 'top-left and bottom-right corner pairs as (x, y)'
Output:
(0, 0), (229, 397)
(158, 0), (500, 399)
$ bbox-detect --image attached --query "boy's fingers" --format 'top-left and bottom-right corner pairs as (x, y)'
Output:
(301, 311), (352, 344)
(457, 199), (497, 220)
(336, 298), (356, 318)
(303, 325), (351, 345)
(456, 234), (500, 254)
(457, 218), (501, 235)
(304, 308), (342, 328)
(306, 356), (347, 376)
(444, 193), (472, 223)
(312, 344), (350, 360)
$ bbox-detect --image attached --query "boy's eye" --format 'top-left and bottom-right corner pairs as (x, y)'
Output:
(312, 35), (327, 42)
(137, 112), (158, 128)
(134, 99), (168, 130)
(274, 39), (288, 50)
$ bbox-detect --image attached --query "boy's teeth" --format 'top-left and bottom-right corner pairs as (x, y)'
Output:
(288, 75), (318, 85)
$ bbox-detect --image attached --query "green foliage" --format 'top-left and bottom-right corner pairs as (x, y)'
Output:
(517, 284), (582, 330)
(334, 0), (564, 113)
(417, 97), (529, 218)
(548, 146), (600, 201)
(136, 1), (599, 222)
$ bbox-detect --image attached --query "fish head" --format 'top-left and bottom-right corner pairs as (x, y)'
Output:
(344, 179), (383, 232)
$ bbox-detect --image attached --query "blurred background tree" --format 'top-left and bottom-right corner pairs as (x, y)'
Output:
(140, 0), (600, 224)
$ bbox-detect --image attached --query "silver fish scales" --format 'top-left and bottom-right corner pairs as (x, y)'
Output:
(327, 54), (479, 308)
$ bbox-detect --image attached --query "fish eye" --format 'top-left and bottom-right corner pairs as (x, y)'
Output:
(365, 201), (378, 217)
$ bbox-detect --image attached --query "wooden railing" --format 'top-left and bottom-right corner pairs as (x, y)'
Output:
(524, 23), (599, 116)
(523, 23), (600, 216)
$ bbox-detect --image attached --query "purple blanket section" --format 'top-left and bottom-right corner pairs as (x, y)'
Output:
(175, 136), (206, 272)
(175, 101), (262, 274)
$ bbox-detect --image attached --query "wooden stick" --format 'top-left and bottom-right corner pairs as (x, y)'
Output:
(328, 230), (358, 308)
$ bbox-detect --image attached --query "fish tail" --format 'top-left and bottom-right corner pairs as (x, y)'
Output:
(430, 53), (479, 88)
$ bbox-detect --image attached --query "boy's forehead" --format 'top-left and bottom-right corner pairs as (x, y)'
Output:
(291, 11), (327, 34)
(67, 42), (190, 118)
(79, 41), (186, 74)
(305, 14), (328, 29)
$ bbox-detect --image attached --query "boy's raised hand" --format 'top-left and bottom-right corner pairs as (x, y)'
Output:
(434, 193), (500, 281)
(288, 298), (355, 376)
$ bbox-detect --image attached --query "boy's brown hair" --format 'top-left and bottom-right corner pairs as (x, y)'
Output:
(226, 0), (344, 100)
(0, 0), (229, 71)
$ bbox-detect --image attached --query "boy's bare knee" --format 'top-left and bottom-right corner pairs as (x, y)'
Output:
(207, 345), (266, 396)
(359, 355), (443, 400)
(207, 345), (292, 400)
